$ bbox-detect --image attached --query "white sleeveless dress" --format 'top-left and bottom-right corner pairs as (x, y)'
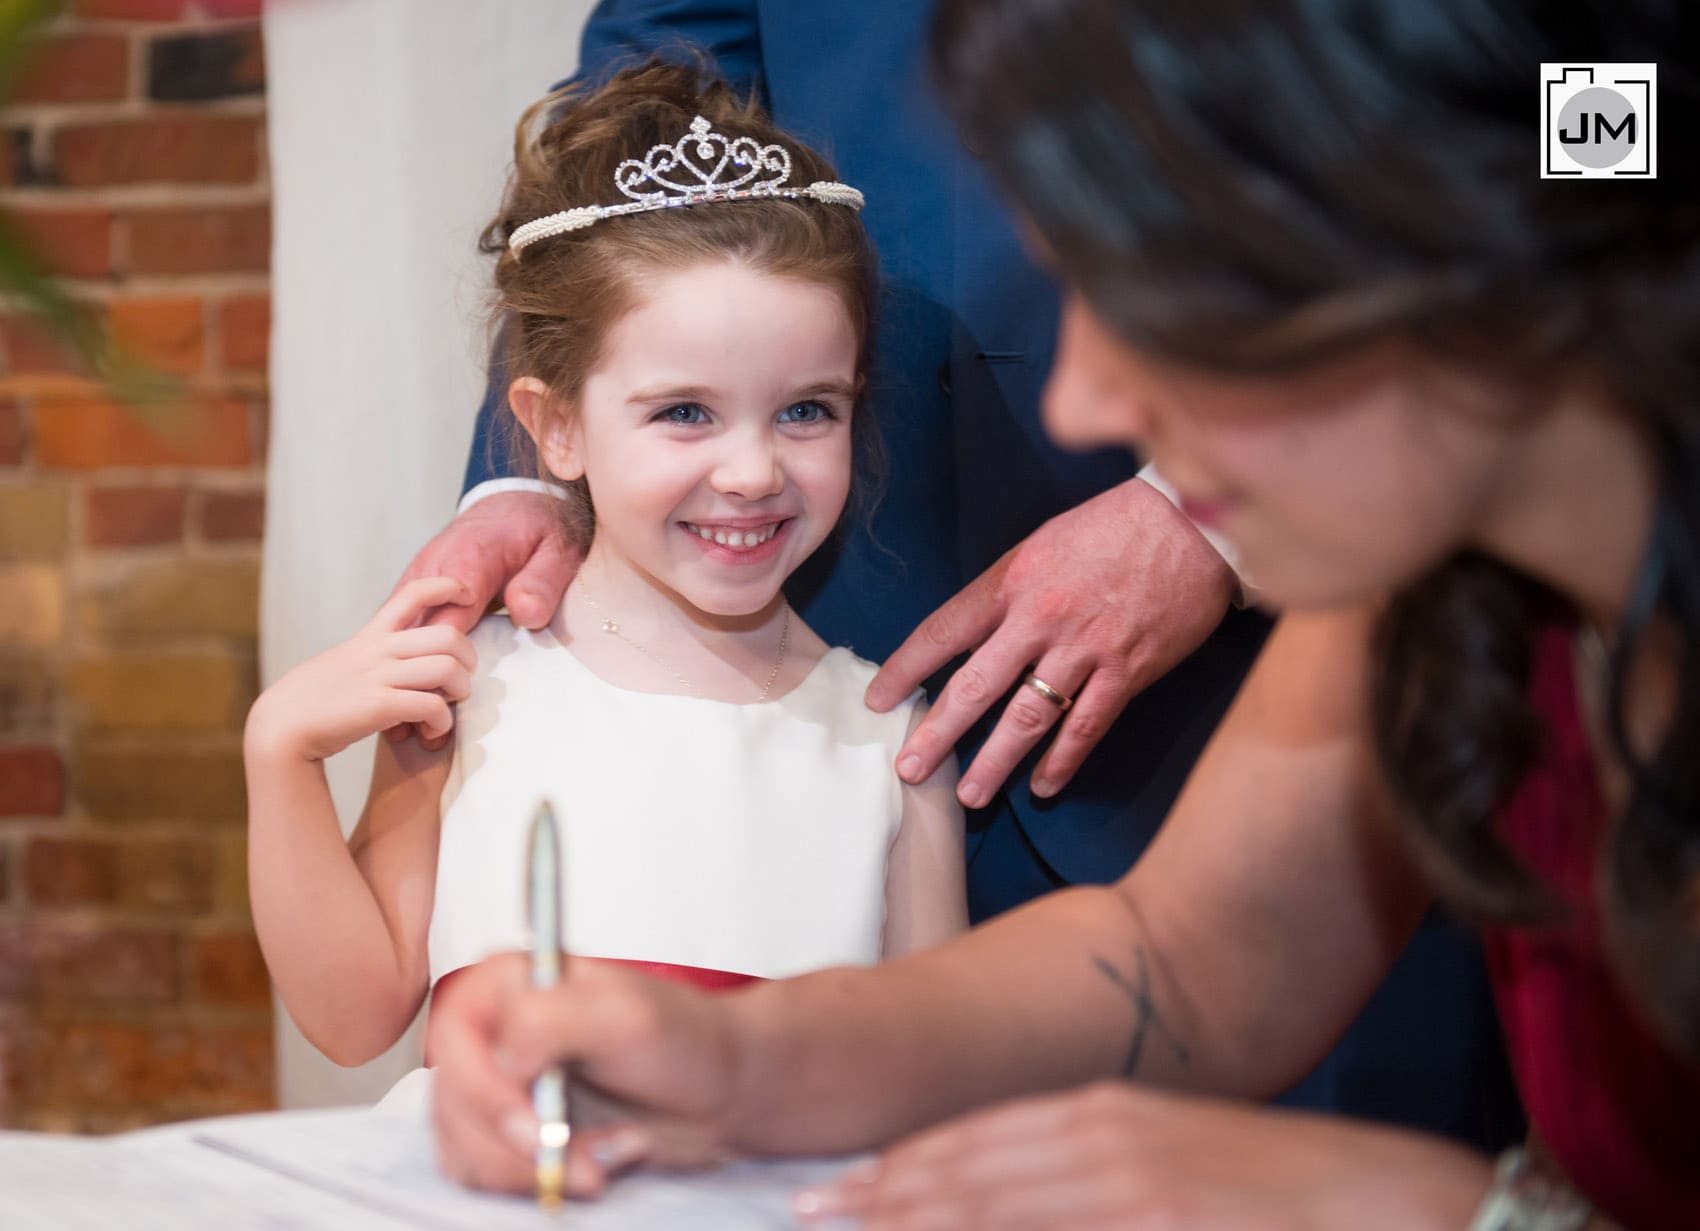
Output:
(426, 614), (922, 986)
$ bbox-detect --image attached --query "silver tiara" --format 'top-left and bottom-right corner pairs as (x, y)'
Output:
(508, 115), (865, 254)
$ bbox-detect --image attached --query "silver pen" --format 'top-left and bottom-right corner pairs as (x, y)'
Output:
(527, 800), (571, 1208)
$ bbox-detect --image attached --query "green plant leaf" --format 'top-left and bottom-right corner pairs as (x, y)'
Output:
(0, 0), (65, 99)
(0, 0), (181, 410)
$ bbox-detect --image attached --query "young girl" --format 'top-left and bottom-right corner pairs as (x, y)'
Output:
(243, 63), (967, 1071)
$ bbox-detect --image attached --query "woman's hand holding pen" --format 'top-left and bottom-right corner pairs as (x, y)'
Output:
(430, 953), (743, 1198)
(245, 576), (479, 762)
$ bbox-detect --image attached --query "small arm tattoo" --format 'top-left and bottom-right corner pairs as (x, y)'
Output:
(1092, 948), (1190, 1077)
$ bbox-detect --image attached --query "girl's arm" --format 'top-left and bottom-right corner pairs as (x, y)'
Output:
(245, 577), (474, 1067)
(881, 704), (968, 957)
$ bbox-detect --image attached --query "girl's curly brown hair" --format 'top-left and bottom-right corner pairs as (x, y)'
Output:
(482, 59), (882, 545)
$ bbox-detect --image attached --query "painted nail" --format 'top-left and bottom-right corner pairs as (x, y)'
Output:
(959, 781), (984, 808)
(589, 1126), (650, 1171)
(793, 1185), (847, 1219)
(898, 754), (923, 782)
(501, 1109), (540, 1152)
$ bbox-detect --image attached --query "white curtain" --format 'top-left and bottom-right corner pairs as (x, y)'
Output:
(262, 0), (595, 1108)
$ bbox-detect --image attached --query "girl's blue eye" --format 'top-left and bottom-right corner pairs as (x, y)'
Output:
(657, 403), (708, 425)
(779, 400), (837, 424)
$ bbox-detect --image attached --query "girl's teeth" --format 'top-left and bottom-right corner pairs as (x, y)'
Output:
(690, 523), (778, 548)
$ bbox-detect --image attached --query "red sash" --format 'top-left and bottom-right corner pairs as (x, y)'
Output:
(425, 959), (762, 1066)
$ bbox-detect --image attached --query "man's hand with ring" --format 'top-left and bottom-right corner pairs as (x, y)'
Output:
(866, 477), (1236, 807)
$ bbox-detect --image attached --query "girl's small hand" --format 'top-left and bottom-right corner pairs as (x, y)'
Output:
(246, 576), (479, 763)
(794, 1081), (1491, 1231)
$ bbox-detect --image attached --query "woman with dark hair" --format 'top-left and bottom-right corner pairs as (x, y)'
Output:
(428, 0), (1698, 1225)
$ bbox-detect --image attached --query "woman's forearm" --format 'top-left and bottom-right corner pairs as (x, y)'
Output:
(245, 745), (425, 1066)
(722, 883), (1166, 1153)
(718, 610), (1427, 1155)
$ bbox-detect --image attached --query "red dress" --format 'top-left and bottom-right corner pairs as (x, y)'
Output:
(426, 960), (759, 1067)
(1480, 629), (1700, 1229)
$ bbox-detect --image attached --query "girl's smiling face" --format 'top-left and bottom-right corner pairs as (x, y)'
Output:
(514, 260), (858, 620)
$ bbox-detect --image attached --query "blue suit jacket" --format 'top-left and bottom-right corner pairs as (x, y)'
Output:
(464, 0), (1520, 1149)
(466, 0), (1268, 910)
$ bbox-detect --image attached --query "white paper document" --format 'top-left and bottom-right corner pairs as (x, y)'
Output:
(0, 1105), (857, 1230)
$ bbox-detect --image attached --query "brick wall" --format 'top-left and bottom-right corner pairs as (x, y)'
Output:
(0, 0), (272, 1132)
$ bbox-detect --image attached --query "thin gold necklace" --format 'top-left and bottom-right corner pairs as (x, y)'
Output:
(575, 575), (791, 701)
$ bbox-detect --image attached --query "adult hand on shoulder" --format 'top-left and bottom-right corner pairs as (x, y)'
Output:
(867, 477), (1235, 807)
(795, 1081), (1492, 1231)
(430, 953), (744, 1198)
(387, 490), (582, 748)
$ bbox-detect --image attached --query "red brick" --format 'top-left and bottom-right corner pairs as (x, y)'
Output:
(108, 296), (204, 376)
(250, 393), (268, 464)
(24, 836), (115, 906)
(7, 209), (114, 281)
(19, 833), (217, 913)
(31, 925), (180, 1002)
(12, 34), (129, 105)
(0, 129), (23, 188)
(0, 925), (33, 996)
(0, 1011), (20, 1120)
(69, 651), (251, 730)
(196, 488), (262, 541)
(73, 736), (245, 825)
(17, 1017), (272, 1109)
(0, 400), (23, 465)
(191, 929), (270, 1007)
(1, 315), (80, 376)
(0, 747), (63, 816)
(33, 391), (251, 469)
(0, 652), (58, 734)
(83, 484), (185, 546)
(54, 116), (262, 189)
(217, 293), (267, 370)
(125, 205), (269, 276)
(75, 0), (186, 17)
(116, 836), (215, 913)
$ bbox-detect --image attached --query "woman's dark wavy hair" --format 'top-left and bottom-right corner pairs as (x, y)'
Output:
(932, 0), (1700, 1062)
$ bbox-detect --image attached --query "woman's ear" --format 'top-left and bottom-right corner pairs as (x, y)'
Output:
(508, 377), (584, 481)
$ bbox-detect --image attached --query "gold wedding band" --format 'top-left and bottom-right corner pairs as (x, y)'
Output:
(1022, 672), (1073, 711)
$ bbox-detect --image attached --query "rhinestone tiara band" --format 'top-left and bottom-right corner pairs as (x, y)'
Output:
(509, 115), (865, 254)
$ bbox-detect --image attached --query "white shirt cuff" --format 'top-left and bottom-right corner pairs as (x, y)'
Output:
(457, 477), (571, 516)
(1135, 462), (1258, 605)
